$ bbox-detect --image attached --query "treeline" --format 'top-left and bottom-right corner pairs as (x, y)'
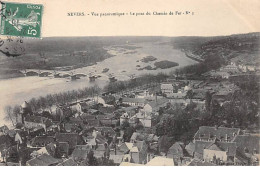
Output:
(5, 85), (101, 124)
(103, 73), (168, 93)
(155, 84), (259, 144)
(172, 54), (225, 78)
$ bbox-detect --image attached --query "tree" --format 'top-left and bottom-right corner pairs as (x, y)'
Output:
(123, 126), (135, 142)
(205, 91), (212, 112)
(4, 105), (14, 126)
(13, 105), (21, 123)
(86, 150), (98, 166)
(120, 120), (130, 130)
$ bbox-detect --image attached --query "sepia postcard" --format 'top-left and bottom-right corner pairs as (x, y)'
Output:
(0, 0), (259, 166)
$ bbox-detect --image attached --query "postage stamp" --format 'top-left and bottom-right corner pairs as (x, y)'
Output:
(0, 1), (43, 38)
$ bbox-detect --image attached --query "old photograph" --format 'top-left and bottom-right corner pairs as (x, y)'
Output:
(0, 0), (259, 167)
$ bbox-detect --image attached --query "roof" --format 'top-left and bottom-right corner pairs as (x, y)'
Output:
(146, 98), (169, 109)
(194, 126), (240, 141)
(161, 83), (173, 89)
(95, 127), (116, 136)
(122, 97), (146, 104)
(57, 158), (78, 166)
(55, 133), (80, 149)
(71, 145), (92, 160)
(96, 144), (106, 151)
(233, 135), (260, 155)
(120, 162), (145, 166)
(194, 140), (214, 155)
(96, 114), (114, 120)
(24, 115), (52, 127)
(146, 156), (175, 166)
(147, 134), (159, 142)
(98, 106), (116, 114)
(87, 119), (100, 127)
(30, 136), (55, 147)
(130, 132), (142, 141)
(57, 142), (69, 153)
(80, 114), (96, 121)
(26, 153), (61, 166)
(187, 158), (216, 166)
(21, 101), (30, 108)
(136, 112), (151, 119)
(185, 142), (195, 156)
(134, 141), (146, 151)
(167, 142), (184, 157)
(78, 102), (88, 109)
(0, 125), (9, 133)
(158, 135), (174, 153)
(204, 141), (237, 156)
(130, 146), (139, 153)
(0, 135), (14, 147)
(36, 147), (49, 155)
(109, 155), (124, 164)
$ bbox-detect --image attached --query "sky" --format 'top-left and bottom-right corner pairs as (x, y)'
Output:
(2, 0), (260, 37)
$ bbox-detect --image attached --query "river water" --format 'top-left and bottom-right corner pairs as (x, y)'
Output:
(0, 41), (197, 126)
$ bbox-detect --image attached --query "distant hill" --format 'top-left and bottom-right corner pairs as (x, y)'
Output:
(171, 32), (260, 66)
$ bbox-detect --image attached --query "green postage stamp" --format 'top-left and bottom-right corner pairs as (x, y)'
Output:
(0, 1), (43, 38)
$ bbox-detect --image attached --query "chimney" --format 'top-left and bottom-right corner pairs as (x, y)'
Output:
(225, 134), (228, 142)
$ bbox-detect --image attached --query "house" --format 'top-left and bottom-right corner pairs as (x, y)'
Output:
(87, 119), (101, 127)
(70, 99), (95, 113)
(102, 95), (116, 105)
(95, 127), (116, 138)
(146, 156), (175, 166)
(57, 158), (78, 166)
(93, 143), (110, 159)
(24, 115), (52, 131)
(117, 142), (134, 155)
(80, 114), (95, 121)
(55, 105), (73, 121)
(158, 135), (174, 155)
(203, 141), (237, 165)
(233, 135), (260, 165)
(187, 158), (216, 166)
(185, 142), (195, 157)
(26, 153), (61, 166)
(76, 102), (89, 113)
(161, 83), (174, 96)
(194, 126), (240, 142)
(86, 130), (108, 147)
(135, 111), (152, 127)
(28, 127), (46, 139)
(120, 112), (130, 125)
(167, 142), (185, 164)
(55, 133), (83, 152)
(119, 162), (145, 166)
(0, 125), (9, 135)
(129, 141), (148, 164)
(30, 136), (55, 147)
(71, 145), (92, 161)
(109, 154), (124, 165)
(35, 147), (50, 156)
(143, 98), (169, 113)
(122, 98), (147, 107)
(56, 142), (70, 158)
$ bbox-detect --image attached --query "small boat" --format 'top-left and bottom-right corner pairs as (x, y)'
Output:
(89, 73), (97, 82)
(102, 68), (109, 73)
(108, 74), (117, 82)
(71, 75), (80, 81)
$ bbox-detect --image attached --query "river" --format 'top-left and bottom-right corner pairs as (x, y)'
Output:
(0, 41), (197, 126)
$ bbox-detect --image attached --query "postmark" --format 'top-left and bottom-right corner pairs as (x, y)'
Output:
(0, 1), (43, 38)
